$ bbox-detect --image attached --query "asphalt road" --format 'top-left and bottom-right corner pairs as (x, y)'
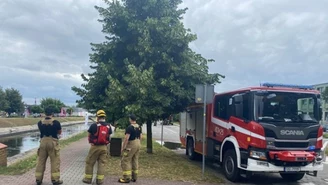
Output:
(142, 122), (180, 143)
(143, 123), (328, 185)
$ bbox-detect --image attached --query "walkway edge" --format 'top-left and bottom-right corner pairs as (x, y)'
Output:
(6, 130), (87, 166)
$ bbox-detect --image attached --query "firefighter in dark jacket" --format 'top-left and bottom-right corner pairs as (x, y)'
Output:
(35, 106), (63, 185)
(83, 110), (112, 185)
(118, 114), (142, 183)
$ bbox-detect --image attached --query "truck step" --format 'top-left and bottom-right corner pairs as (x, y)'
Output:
(306, 171), (317, 177)
(213, 163), (221, 168)
(214, 145), (221, 151)
(213, 155), (220, 160)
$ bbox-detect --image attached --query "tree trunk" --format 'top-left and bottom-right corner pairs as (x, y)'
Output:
(146, 119), (153, 153)
(112, 113), (117, 131)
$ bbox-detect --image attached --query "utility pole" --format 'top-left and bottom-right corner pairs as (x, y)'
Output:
(202, 84), (207, 179)
(161, 120), (164, 146)
(195, 84), (214, 180)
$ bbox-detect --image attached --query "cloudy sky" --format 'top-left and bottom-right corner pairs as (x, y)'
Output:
(0, 0), (327, 105)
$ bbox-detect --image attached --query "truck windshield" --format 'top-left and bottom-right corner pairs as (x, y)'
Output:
(254, 91), (320, 124)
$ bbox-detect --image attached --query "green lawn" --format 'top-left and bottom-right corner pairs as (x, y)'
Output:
(107, 130), (223, 184)
(0, 117), (85, 128)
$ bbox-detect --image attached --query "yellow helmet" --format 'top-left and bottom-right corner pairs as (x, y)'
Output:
(96, 110), (106, 117)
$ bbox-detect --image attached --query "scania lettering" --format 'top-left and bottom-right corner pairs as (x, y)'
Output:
(280, 130), (305, 136)
(179, 83), (328, 182)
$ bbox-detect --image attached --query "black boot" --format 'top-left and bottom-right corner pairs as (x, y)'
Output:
(52, 180), (63, 185)
(118, 178), (130, 183)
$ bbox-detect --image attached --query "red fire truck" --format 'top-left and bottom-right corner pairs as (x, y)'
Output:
(179, 83), (327, 182)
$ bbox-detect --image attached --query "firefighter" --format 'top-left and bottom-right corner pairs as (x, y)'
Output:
(35, 106), (63, 185)
(118, 114), (142, 183)
(83, 110), (112, 185)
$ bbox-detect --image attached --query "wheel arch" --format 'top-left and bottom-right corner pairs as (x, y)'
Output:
(186, 134), (195, 148)
(220, 136), (241, 168)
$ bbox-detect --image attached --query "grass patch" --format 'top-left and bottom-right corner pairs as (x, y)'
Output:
(0, 131), (88, 175)
(107, 130), (222, 184)
(0, 117), (85, 128)
(324, 133), (328, 138)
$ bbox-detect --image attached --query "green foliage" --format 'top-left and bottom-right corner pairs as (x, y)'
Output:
(173, 114), (179, 122)
(66, 107), (73, 116)
(72, 0), (224, 152)
(322, 87), (328, 102)
(40, 98), (65, 113)
(30, 105), (44, 114)
(46, 104), (61, 114)
(116, 117), (130, 129)
(0, 87), (9, 112)
(4, 88), (24, 114)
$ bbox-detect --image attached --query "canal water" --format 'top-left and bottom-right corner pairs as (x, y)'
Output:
(0, 123), (89, 157)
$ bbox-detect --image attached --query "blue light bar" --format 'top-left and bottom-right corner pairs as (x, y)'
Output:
(261, 83), (314, 90)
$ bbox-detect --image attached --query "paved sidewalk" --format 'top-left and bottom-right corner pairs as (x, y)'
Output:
(0, 137), (216, 185)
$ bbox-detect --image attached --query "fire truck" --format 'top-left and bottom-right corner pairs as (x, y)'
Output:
(179, 83), (328, 182)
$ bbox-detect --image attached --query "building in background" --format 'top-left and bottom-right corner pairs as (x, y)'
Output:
(313, 82), (328, 123)
(71, 107), (88, 116)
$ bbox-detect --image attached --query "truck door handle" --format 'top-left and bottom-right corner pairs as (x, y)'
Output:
(231, 126), (235, 132)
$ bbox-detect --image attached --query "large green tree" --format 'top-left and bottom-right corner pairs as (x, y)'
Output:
(0, 87), (9, 112)
(5, 88), (24, 114)
(72, 0), (224, 153)
(40, 98), (65, 113)
(322, 87), (328, 103)
(30, 105), (44, 114)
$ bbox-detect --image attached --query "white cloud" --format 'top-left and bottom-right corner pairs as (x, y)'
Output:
(181, 0), (328, 92)
(0, 0), (328, 105)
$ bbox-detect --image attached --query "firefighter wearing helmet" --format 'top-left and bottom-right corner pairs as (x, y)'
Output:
(82, 110), (112, 185)
(118, 114), (142, 183)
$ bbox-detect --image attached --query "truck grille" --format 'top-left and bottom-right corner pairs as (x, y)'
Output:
(271, 161), (310, 167)
(274, 142), (309, 148)
(307, 130), (318, 139)
(264, 129), (318, 139)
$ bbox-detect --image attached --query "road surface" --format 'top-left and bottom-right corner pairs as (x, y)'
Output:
(143, 123), (328, 185)
(142, 122), (180, 143)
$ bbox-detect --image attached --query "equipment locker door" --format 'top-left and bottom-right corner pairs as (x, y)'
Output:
(180, 112), (187, 138)
(186, 111), (196, 135)
(195, 108), (204, 144)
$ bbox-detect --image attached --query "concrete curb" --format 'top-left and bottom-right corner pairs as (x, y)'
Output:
(0, 121), (89, 137)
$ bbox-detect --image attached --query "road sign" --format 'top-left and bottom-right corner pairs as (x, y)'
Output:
(195, 84), (214, 179)
(195, 84), (215, 104)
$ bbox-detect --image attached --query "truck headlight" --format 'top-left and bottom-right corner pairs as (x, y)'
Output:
(250, 150), (267, 160)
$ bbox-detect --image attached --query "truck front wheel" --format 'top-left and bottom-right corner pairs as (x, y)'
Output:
(280, 172), (305, 181)
(223, 149), (240, 182)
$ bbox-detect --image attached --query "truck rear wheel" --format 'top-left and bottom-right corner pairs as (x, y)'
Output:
(223, 149), (240, 182)
(280, 172), (305, 181)
(187, 138), (197, 160)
